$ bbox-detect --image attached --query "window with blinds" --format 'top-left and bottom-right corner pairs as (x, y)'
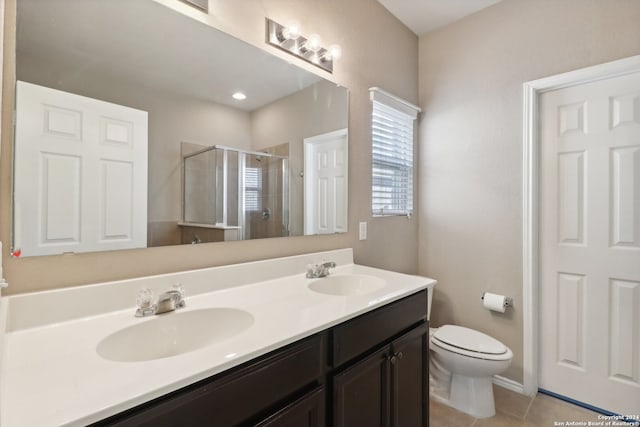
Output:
(370, 87), (420, 217)
(244, 167), (262, 212)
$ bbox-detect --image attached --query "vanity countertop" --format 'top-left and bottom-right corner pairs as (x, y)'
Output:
(0, 250), (435, 427)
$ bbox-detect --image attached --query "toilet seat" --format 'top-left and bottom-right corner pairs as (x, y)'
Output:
(431, 325), (512, 361)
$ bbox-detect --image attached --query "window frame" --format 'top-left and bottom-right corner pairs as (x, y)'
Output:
(369, 87), (421, 218)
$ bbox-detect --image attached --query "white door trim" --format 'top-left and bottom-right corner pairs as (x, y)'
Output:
(522, 54), (640, 396)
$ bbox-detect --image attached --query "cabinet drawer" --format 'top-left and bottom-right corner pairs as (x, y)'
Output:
(98, 334), (325, 427)
(331, 290), (427, 368)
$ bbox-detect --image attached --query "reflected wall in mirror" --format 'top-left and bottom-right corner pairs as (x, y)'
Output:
(12, 0), (349, 257)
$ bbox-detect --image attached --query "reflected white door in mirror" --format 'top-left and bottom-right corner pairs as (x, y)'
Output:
(13, 81), (148, 257)
(304, 129), (348, 234)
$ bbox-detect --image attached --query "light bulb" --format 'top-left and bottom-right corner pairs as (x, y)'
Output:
(232, 92), (246, 100)
(282, 21), (301, 40)
(306, 34), (322, 52)
(327, 44), (342, 61)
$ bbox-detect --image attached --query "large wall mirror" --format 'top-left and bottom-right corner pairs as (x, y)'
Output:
(11, 0), (349, 257)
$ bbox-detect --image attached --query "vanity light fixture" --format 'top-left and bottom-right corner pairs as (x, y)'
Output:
(232, 92), (247, 100)
(266, 18), (342, 73)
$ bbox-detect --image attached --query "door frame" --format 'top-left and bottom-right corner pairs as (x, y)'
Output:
(522, 54), (640, 396)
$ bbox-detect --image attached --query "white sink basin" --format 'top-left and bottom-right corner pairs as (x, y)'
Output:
(308, 274), (386, 296)
(97, 308), (254, 362)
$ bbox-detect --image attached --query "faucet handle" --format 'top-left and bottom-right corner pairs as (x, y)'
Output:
(306, 261), (335, 278)
(135, 288), (157, 317)
(306, 263), (320, 278)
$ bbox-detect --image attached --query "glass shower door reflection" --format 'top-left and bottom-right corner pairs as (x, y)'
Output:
(242, 154), (289, 240)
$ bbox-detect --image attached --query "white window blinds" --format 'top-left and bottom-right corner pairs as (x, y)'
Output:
(370, 87), (420, 217)
(244, 167), (262, 212)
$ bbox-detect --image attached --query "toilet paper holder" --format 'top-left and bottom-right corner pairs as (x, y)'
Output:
(481, 292), (513, 309)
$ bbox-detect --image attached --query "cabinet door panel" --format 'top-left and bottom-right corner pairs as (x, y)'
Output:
(333, 347), (390, 427)
(391, 324), (429, 427)
(255, 386), (325, 427)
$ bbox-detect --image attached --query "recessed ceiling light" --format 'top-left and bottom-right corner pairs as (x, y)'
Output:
(232, 92), (246, 100)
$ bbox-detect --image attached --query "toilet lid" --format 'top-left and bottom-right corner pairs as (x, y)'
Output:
(432, 325), (507, 355)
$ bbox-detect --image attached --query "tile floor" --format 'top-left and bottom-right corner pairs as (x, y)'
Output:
(430, 385), (607, 426)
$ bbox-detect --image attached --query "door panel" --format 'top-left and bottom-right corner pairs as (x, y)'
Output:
(609, 279), (640, 385)
(540, 71), (640, 414)
(41, 153), (81, 243)
(610, 146), (640, 247)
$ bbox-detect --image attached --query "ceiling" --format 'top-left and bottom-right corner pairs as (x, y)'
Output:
(16, 0), (322, 112)
(377, 0), (503, 35)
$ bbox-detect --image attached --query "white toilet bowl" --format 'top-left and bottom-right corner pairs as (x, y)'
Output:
(429, 325), (513, 418)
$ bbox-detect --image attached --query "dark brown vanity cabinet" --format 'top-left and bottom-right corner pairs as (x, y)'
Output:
(333, 326), (428, 427)
(94, 290), (428, 427)
(331, 292), (429, 427)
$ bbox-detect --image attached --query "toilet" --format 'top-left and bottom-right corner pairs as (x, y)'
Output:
(428, 325), (513, 418)
(423, 285), (513, 418)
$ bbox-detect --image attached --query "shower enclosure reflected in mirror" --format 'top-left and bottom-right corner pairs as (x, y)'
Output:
(11, 0), (349, 257)
(181, 144), (290, 243)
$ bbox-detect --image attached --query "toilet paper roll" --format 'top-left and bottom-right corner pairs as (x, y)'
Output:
(483, 292), (507, 313)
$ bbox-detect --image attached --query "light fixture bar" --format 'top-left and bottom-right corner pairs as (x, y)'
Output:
(266, 18), (336, 73)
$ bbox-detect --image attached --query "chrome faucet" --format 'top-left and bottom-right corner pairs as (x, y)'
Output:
(306, 261), (336, 278)
(135, 284), (186, 317)
(156, 289), (186, 314)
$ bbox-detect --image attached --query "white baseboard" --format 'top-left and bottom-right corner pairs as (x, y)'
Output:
(493, 375), (525, 395)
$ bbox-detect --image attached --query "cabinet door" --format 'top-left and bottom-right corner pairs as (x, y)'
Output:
(255, 387), (325, 427)
(390, 324), (429, 427)
(333, 346), (390, 427)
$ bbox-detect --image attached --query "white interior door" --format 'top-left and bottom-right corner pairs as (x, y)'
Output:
(14, 81), (148, 256)
(304, 129), (348, 235)
(539, 72), (640, 414)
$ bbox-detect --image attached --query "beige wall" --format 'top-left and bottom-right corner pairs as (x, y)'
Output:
(251, 80), (348, 236)
(0, 0), (419, 294)
(418, 0), (640, 383)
